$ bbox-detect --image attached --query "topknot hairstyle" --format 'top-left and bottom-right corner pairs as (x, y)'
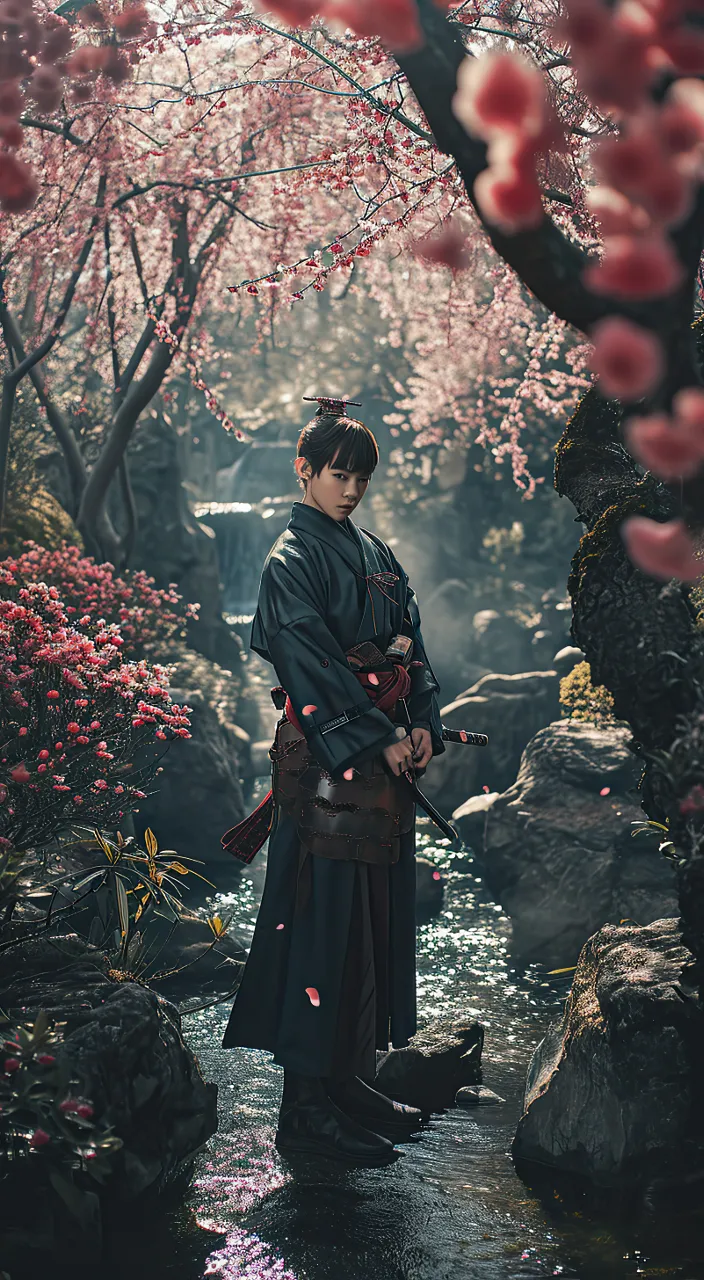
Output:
(297, 398), (379, 479)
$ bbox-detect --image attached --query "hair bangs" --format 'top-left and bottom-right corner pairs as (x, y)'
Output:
(330, 419), (379, 476)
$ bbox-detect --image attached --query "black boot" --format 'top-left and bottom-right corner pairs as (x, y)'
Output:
(276, 1071), (397, 1167)
(325, 1075), (427, 1138)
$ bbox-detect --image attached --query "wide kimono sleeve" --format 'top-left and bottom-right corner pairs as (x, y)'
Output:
(402, 578), (445, 760)
(251, 545), (398, 779)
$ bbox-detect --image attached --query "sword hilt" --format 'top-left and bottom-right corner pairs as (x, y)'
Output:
(441, 727), (489, 747)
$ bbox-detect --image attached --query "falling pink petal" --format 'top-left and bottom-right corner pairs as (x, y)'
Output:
(584, 234), (684, 300)
(276, 923), (285, 930)
(621, 516), (702, 581)
(624, 413), (704, 480)
(600, 786), (611, 796)
(343, 768), (355, 780)
(432, 870), (442, 881)
(305, 986), (320, 1007)
(367, 673), (380, 686)
(482, 784), (490, 793)
(301, 704), (317, 715)
(589, 317), (664, 400)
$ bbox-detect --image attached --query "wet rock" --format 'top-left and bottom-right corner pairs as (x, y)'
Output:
(473, 719), (678, 965)
(514, 918), (701, 1186)
(552, 645), (585, 677)
(137, 647), (250, 893)
(425, 669), (561, 815)
(0, 934), (217, 1202)
(128, 413), (244, 672)
(456, 1085), (506, 1107)
(375, 1016), (484, 1112)
(452, 791), (500, 851)
(415, 857), (444, 923)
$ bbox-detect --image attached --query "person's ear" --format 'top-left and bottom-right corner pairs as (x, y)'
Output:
(294, 457), (311, 483)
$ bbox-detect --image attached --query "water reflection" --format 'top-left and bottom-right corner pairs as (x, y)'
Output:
(100, 826), (704, 1280)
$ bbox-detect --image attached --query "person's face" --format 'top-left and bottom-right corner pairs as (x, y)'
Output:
(296, 452), (371, 522)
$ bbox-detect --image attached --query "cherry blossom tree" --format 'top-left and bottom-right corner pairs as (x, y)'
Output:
(6, 0), (704, 969)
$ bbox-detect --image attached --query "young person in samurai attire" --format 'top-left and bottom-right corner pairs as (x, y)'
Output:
(221, 396), (445, 1167)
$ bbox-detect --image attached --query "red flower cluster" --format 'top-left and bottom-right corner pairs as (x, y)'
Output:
(0, 563), (191, 850)
(0, 1), (155, 215)
(8, 543), (199, 661)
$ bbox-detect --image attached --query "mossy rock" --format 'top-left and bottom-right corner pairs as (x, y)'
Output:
(1, 485), (80, 557)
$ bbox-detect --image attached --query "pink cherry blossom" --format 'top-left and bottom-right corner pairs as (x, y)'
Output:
(413, 222), (469, 271)
(305, 986), (321, 1006)
(589, 317), (664, 400)
(29, 1128), (51, 1147)
(624, 413), (704, 479)
(584, 235), (684, 299)
(621, 516), (702, 581)
(672, 387), (704, 427)
(474, 168), (544, 234)
(453, 52), (546, 139)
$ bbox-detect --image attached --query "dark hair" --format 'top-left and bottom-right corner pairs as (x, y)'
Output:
(296, 412), (379, 478)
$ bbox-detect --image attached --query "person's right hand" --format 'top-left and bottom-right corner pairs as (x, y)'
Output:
(382, 736), (415, 777)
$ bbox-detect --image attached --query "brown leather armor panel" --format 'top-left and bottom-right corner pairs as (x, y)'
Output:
(269, 717), (414, 865)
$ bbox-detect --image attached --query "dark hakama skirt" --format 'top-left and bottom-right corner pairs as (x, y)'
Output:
(222, 808), (417, 1079)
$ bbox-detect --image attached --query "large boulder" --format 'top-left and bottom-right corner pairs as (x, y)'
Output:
(458, 719), (678, 965)
(513, 918), (701, 1187)
(127, 414), (245, 673)
(0, 934), (216, 1257)
(425, 670), (562, 815)
(137, 647), (250, 891)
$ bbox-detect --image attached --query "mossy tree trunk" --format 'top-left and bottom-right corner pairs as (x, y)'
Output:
(396, 4), (704, 980)
(555, 329), (704, 977)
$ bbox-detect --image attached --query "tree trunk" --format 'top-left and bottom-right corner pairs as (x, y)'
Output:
(555, 319), (704, 978)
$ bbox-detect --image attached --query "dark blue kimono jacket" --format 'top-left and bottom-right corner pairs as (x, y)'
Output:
(222, 502), (443, 1077)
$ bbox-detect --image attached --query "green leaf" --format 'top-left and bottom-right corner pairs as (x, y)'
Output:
(115, 876), (129, 942)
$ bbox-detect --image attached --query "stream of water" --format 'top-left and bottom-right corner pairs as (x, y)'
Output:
(100, 828), (704, 1280)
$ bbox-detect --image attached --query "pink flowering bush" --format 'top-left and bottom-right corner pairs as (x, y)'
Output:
(7, 543), (199, 662)
(0, 1012), (121, 1210)
(0, 561), (191, 850)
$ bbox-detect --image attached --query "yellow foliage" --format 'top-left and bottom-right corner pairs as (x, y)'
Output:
(559, 661), (616, 726)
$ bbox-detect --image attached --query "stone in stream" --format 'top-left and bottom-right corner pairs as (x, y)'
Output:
(456, 1085), (506, 1107)
(457, 719), (678, 966)
(513, 917), (702, 1187)
(375, 1016), (484, 1112)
